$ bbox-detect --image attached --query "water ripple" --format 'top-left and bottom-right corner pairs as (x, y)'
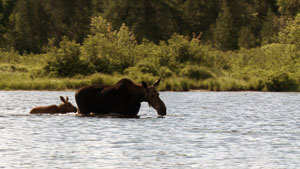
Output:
(1, 91), (300, 168)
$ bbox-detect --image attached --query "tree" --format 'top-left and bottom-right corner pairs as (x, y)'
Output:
(181, 0), (219, 41)
(9, 0), (94, 53)
(226, 0), (278, 48)
(277, 0), (300, 17)
(210, 0), (237, 50)
(260, 9), (280, 45)
(279, 13), (300, 47)
(104, 0), (182, 43)
(9, 0), (48, 53)
(238, 26), (256, 49)
(81, 16), (137, 74)
(0, 0), (16, 47)
(44, 37), (82, 77)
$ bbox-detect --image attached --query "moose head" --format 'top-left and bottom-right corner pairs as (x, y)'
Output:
(58, 96), (78, 113)
(142, 79), (167, 116)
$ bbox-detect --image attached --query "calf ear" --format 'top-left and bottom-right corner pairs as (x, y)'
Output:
(60, 96), (67, 103)
(153, 78), (161, 87)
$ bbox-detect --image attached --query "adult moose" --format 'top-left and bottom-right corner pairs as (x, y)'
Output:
(75, 78), (166, 117)
(30, 96), (77, 114)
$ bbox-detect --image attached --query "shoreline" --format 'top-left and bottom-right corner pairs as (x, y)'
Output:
(0, 72), (299, 92)
(0, 89), (295, 92)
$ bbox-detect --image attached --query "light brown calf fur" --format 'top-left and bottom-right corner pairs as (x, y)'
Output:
(30, 96), (77, 114)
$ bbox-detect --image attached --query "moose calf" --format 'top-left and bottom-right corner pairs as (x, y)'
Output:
(30, 96), (77, 114)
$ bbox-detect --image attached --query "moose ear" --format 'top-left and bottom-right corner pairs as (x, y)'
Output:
(142, 81), (148, 89)
(60, 96), (66, 103)
(152, 78), (161, 87)
(66, 96), (69, 101)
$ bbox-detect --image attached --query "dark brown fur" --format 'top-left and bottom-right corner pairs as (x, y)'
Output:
(75, 78), (166, 116)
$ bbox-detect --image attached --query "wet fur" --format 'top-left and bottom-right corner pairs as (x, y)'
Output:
(75, 78), (146, 116)
(30, 96), (77, 114)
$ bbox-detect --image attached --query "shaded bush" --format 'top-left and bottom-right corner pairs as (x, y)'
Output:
(159, 67), (173, 78)
(137, 61), (158, 76)
(181, 65), (214, 80)
(266, 73), (298, 91)
(124, 66), (143, 78)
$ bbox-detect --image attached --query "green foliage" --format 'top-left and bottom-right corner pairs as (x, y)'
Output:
(279, 13), (300, 47)
(104, 0), (181, 43)
(260, 9), (280, 45)
(44, 37), (90, 77)
(1, 1), (300, 91)
(0, 0), (285, 53)
(238, 26), (257, 49)
(181, 65), (214, 80)
(89, 73), (120, 86)
(266, 72), (298, 91)
(136, 61), (158, 76)
(7, 0), (92, 53)
(277, 0), (300, 17)
(159, 67), (173, 78)
(0, 48), (20, 63)
(181, 0), (219, 40)
(210, 0), (237, 50)
(0, 0), (297, 53)
(81, 16), (137, 74)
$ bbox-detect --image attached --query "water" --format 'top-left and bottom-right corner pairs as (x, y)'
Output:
(0, 91), (300, 169)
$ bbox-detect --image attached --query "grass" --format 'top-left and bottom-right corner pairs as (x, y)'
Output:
(0, 65), (284, 91)
(0, 67), (233, 91)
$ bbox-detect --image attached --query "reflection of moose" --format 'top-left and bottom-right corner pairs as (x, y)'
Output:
(30, 96), (77, 114)
(75, 78), (166, 117)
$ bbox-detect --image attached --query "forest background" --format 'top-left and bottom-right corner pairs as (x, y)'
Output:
(1, 0), (300, 91)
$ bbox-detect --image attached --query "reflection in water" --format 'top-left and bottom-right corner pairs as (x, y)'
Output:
(1, 91), (300, 168)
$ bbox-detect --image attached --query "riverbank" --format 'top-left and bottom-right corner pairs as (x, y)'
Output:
(0, 70), (272, 92)
(1, 57), (299, 92)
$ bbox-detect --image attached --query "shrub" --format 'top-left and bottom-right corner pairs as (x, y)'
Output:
(266, 72), (298, 91)
(181, 65), (214, 80)
(167, 34), (191, 63)
(137, 61), (158, 76)
(90, 73), (104, 85)
(0, 48), (21, 63)
(180, 79), (190, 91)
(159, 67), (173, 78)
(124, 66), (143, 78)
(81, 16), (137, 74)
(44, 37), (91, 77)
(279, 13), (300, 47)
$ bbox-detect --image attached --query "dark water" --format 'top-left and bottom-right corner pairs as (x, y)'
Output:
(1, 91), (300, 168)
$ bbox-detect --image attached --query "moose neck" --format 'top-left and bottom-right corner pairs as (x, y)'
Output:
(57, 104), (65, 113)
(126, 83), (148, 102)
(141, 88), (149, 102)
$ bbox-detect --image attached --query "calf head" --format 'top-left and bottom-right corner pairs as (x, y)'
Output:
(59, 96), (78, 113)
(142, 79), (167, 116)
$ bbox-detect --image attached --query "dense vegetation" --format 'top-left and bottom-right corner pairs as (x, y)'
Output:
(1, 0), (300, 91)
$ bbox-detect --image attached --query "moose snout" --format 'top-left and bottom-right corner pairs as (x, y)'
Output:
(158, 106), (166, 116)
(157, 101), (167, 116)
(73, 107), (78, 113)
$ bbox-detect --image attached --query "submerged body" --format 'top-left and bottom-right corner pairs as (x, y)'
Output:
(30, 96), (77, 114)
(75, 78), (166, 116)
(30, 105), (62, 114)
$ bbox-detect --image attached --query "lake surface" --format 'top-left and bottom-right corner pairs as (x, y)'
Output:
(0, 91), (300, 169)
